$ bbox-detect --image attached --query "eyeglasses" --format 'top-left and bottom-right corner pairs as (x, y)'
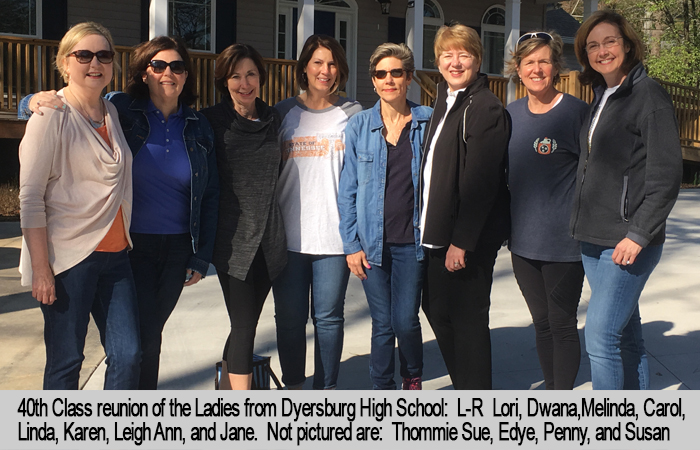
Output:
(373, 68), (406, 79)
(517, 32), (553, 47)
(68, 50), (115, 64)
(149, 60), (187, 74)
(585, 36), (623, 54)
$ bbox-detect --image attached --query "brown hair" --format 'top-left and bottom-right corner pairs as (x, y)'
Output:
(504, 31), (565, 84)
(296, 34), (349, 93)
(574, 10), (645, 87)
(433, 22), (483, 69)
(125, 36), (197, 106)
(369, 42), (415, 79)
(214, 44), (267, 100)
(56, 21), (118, 83)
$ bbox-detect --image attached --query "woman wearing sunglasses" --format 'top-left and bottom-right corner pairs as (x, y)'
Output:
(200, 44), (287, 390)
(22, 36), (219, 390)
(571, 11), (682, 389)
(419, 23), (510, 390)
(273, 35), (362, 390)
(19, 22), (140, 389)
(338, 43), (431, 390)
(504, 31), (588, 390)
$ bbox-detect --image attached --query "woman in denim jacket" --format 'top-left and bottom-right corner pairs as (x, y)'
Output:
(22, 36), (219, 390)
(338, 43), (432, 390)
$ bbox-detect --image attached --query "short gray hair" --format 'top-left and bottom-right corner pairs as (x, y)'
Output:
(369, 43), (415, 79)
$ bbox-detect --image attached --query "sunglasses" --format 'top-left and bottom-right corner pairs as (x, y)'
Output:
(149, 60), (187, 74)
(69, 50), (115, 64)
(373, 68), (406, 79)
(516, 32), (553, 47)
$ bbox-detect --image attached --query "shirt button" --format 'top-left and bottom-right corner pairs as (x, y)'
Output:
(194, 197), (197, 201)
(161, 120), (165, 124)
(166, 129), (169, 132)
(166, 149), (170, 153)
(193, 222), (197, 227)
(166, 139), (169, 142)
(195, 172), (199, 177)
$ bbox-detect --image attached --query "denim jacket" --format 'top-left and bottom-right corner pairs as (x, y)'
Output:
(20, 93), (220, 276)
(338, 100), (433, 265)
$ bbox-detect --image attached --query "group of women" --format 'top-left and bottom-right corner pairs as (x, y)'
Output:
(18, 9), (681, 391)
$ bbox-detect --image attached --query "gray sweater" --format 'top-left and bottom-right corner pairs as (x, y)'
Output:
(201, 98), (287, 281)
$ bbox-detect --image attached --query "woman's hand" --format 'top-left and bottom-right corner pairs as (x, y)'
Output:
(184, 269), (203, 287)
(445, 244), (466, 272)
(29, 91), (66, 116)
(347, 250), (370, 280)
(32, 265), (57, 305)
(612, 237), (643, 266)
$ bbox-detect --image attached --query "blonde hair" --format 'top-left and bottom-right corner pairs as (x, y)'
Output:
(56, 22), (118, 83)
(433, 22), (482, 69)
(504, 31), (565, 84)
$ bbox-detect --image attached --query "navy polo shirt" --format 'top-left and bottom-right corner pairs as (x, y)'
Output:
(131, 100), (191, 234)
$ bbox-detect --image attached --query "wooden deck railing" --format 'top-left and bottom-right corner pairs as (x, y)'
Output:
(1, 36), (297, 114)
(1, 36), (699, 161)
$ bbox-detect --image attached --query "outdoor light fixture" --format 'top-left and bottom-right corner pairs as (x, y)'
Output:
(377, 0), (391, 15)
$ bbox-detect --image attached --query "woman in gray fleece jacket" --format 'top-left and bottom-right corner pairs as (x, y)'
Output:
(571, 11), (682, 390)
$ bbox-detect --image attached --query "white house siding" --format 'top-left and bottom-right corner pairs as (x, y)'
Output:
(68, 0), (142, 46)
(237, 0), (276, 57)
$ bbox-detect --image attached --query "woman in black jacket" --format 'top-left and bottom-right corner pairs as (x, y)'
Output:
(420, 23), (510, 389)
(201, 44), (287, 390)
(571, 11), (682, 390)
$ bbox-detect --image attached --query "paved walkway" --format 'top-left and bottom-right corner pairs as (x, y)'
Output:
(2, 190), (699, 390)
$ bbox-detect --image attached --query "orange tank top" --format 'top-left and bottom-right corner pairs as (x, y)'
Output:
(93, 124), (129, 253)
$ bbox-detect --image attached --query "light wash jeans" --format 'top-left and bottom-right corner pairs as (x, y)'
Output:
(581, 242), (663, 390)
(272, 251), (350, 389)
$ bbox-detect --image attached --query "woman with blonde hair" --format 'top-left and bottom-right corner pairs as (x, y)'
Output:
(420, 23), (510, 390)
(504, 31), (588, 389)
(19, 22), (140, 389)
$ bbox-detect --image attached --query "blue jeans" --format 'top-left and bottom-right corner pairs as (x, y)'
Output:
(362, 244), (425, 390)
(581, 242), (663, 390)
(129, 233), (192, 389)
(272, 252), (350, 389)
(42, 250), (141, 390)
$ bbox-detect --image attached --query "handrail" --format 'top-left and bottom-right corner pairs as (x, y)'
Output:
(0, 36), (297, 113)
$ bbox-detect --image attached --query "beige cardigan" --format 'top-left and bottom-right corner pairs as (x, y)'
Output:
(19, 89), (133, 286)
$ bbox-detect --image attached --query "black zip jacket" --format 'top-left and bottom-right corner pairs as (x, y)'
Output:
(421, 74), (511, 251)
(570, 62), (682, 248)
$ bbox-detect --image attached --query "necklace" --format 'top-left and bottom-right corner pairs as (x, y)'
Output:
(66, 88), (105, 128)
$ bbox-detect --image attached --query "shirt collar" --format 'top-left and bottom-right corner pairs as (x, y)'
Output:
(146, 99), (183, 118)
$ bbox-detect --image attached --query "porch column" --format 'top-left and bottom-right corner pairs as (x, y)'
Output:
(583, 0), (598, 19)
(297, 0), (315, 58)
(149, 0), (168, 39)
(406, 0), (424, 103)
(504, 0), (521, 105)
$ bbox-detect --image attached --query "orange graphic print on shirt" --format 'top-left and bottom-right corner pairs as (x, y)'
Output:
(282, 136), (345, 160)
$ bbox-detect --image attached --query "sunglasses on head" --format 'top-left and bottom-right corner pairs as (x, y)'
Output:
(149, 60), (187, 74)
(516, 32), (554, 47)
(69, 50), (115, 64)
(373, 68), (406, 79)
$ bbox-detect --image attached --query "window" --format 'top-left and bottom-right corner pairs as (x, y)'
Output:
(422, 0), (443, 69)
(481, 6), (505, 75)
(0, 0), (39, 36)
(168, 0), (213, 51)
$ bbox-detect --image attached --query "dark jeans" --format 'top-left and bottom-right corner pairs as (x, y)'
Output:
(511, 254), (585, 390)
(273, 252), (350, 389)
(42, 250), (140, 390)
(422, 242), (500, 390)
(362, 244), (425, 390)
(129, 233), (192, 390)
(218, 248), (272, 374)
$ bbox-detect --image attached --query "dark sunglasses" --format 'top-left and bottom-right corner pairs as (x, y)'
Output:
(516, 32), (553, 47)
(69, 50), (115, 64)
(373, 68), (406, 79)
(149, 60), (187, 74)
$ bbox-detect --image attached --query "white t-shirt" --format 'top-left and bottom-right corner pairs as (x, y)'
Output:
(588, 85), (620, 149)
(275, 96), (362, 254)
